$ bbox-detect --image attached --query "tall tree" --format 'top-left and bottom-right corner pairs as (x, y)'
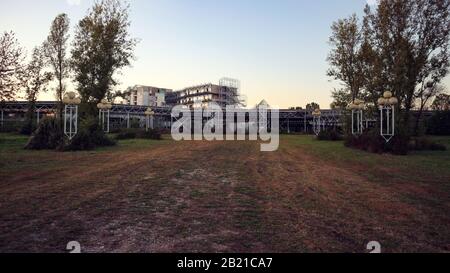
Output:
(71, 0), (137, 111)
(431, 93), (450, 111)
(363, 0), (450, 128)
(331, 88), (353, 109)
(0, 31), (25, 102)
(306, 102), (320, 111)
(21, 46), (53, 134)
(328, 0), (450, 137)
(327, 14), (365, 103)
(43, 13), (70, 122)
(23, 46), (53, 103)
(413, 83), (444, 134)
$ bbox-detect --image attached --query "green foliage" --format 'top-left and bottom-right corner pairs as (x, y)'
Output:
(331, 88), (352, 109)
(115, 129), (137, 140)
(409, 138), (447, 151)
(344, 129), (409, 155)
(328, 0), (450, 135)
(71, 0), (137, 103)
(139, 129), (162, 140)
(64, 117), (116, 151)
(0, 31), (25, 102)
(44, 13), (70, 123)
(316, 130), (343, 141)
(20, 105), (37, 135)
(427, 111), (450, 136)
(115, 128), (162, 140)
(305, 102), (320, 111)
(20, 119), (36, 136)
(431, 94), (450, 111)
(24, 117), (64, 150)
(344, 129), (446, 155)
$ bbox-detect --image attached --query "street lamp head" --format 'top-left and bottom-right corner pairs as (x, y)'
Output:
(97, 99), (112, 110)
(67, 92), (76, 100)
(383, 91), (393, 99)
(63, 92), (81, 105)
(145, 107), (155, 116)
(312, 109), (321, 116)
(378, 93), (398, 107)
(388, 97), (398, 105)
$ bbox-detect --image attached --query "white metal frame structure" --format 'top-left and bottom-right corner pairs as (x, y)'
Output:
(312, 109), (322, 136)
(64, 104), (78, 140)
(62, 92), (81, 140)
(97, 99), (113, 133)
(348, 99), (365, 136)
(99, 109), (110, 133)
(378, 91), (398, 143)
(145, 107), (155, 131)
(379, 105), (395, 142)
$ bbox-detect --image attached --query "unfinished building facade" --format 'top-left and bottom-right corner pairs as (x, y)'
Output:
(125, 85), (172, 107)
(165, 78), (244, 108)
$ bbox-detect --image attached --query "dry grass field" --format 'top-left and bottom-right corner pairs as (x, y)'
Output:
(0, 133), (449, 253)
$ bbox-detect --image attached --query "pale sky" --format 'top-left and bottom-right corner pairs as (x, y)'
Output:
(1, 0), (449, 108)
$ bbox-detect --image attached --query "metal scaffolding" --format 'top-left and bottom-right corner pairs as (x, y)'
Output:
(218, 77), (246, 107)
(0, 101), (435, 134)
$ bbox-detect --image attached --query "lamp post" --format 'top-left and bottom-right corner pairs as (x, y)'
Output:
(97, 99), (113, 133)
(347, 99), (365, 136)
(145, 107), (155, 131)
(378, 91), (398, 143)
(62, 92), (81, 140)
(312, 108), (322, 135)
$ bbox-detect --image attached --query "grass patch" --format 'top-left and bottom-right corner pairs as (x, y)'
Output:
(283, 135), (450, 184)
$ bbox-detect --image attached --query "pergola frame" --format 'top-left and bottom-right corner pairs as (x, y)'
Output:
(64, 104), (78, 140)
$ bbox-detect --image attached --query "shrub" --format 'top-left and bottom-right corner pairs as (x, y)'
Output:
(344, 130), (446, 155)
(20, 120), (37, 136)
(137, 129), (162, 140)
(344, 129), (409, 155)
(64, 117), (116, 151)
(408, 137), (447, 151)
(317, 130), (343, 141)
(24, 117), (64, 150)
(345, 132), (385, 154)
(114, 128), (162, 140)
(115, 129), (137, 140)
(427, 111), (450, 135)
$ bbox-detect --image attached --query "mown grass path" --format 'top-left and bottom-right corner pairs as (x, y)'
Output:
(1, 134), (449, 252)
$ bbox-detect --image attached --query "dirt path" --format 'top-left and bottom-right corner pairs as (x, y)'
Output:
(0, 139), (448, 252)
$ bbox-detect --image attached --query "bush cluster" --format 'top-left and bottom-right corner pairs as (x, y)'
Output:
(24, 117), (64, 150)
(20, 120), (37, 136)
(427, 111), (450, 136)
(408, 138), (447, 151)
(25, 116), (116, 151)
(115, 128), (162, 140)
(344, 130), (446, 155)
(64, 117), (116, 151)
(316, 130), (343, 141)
